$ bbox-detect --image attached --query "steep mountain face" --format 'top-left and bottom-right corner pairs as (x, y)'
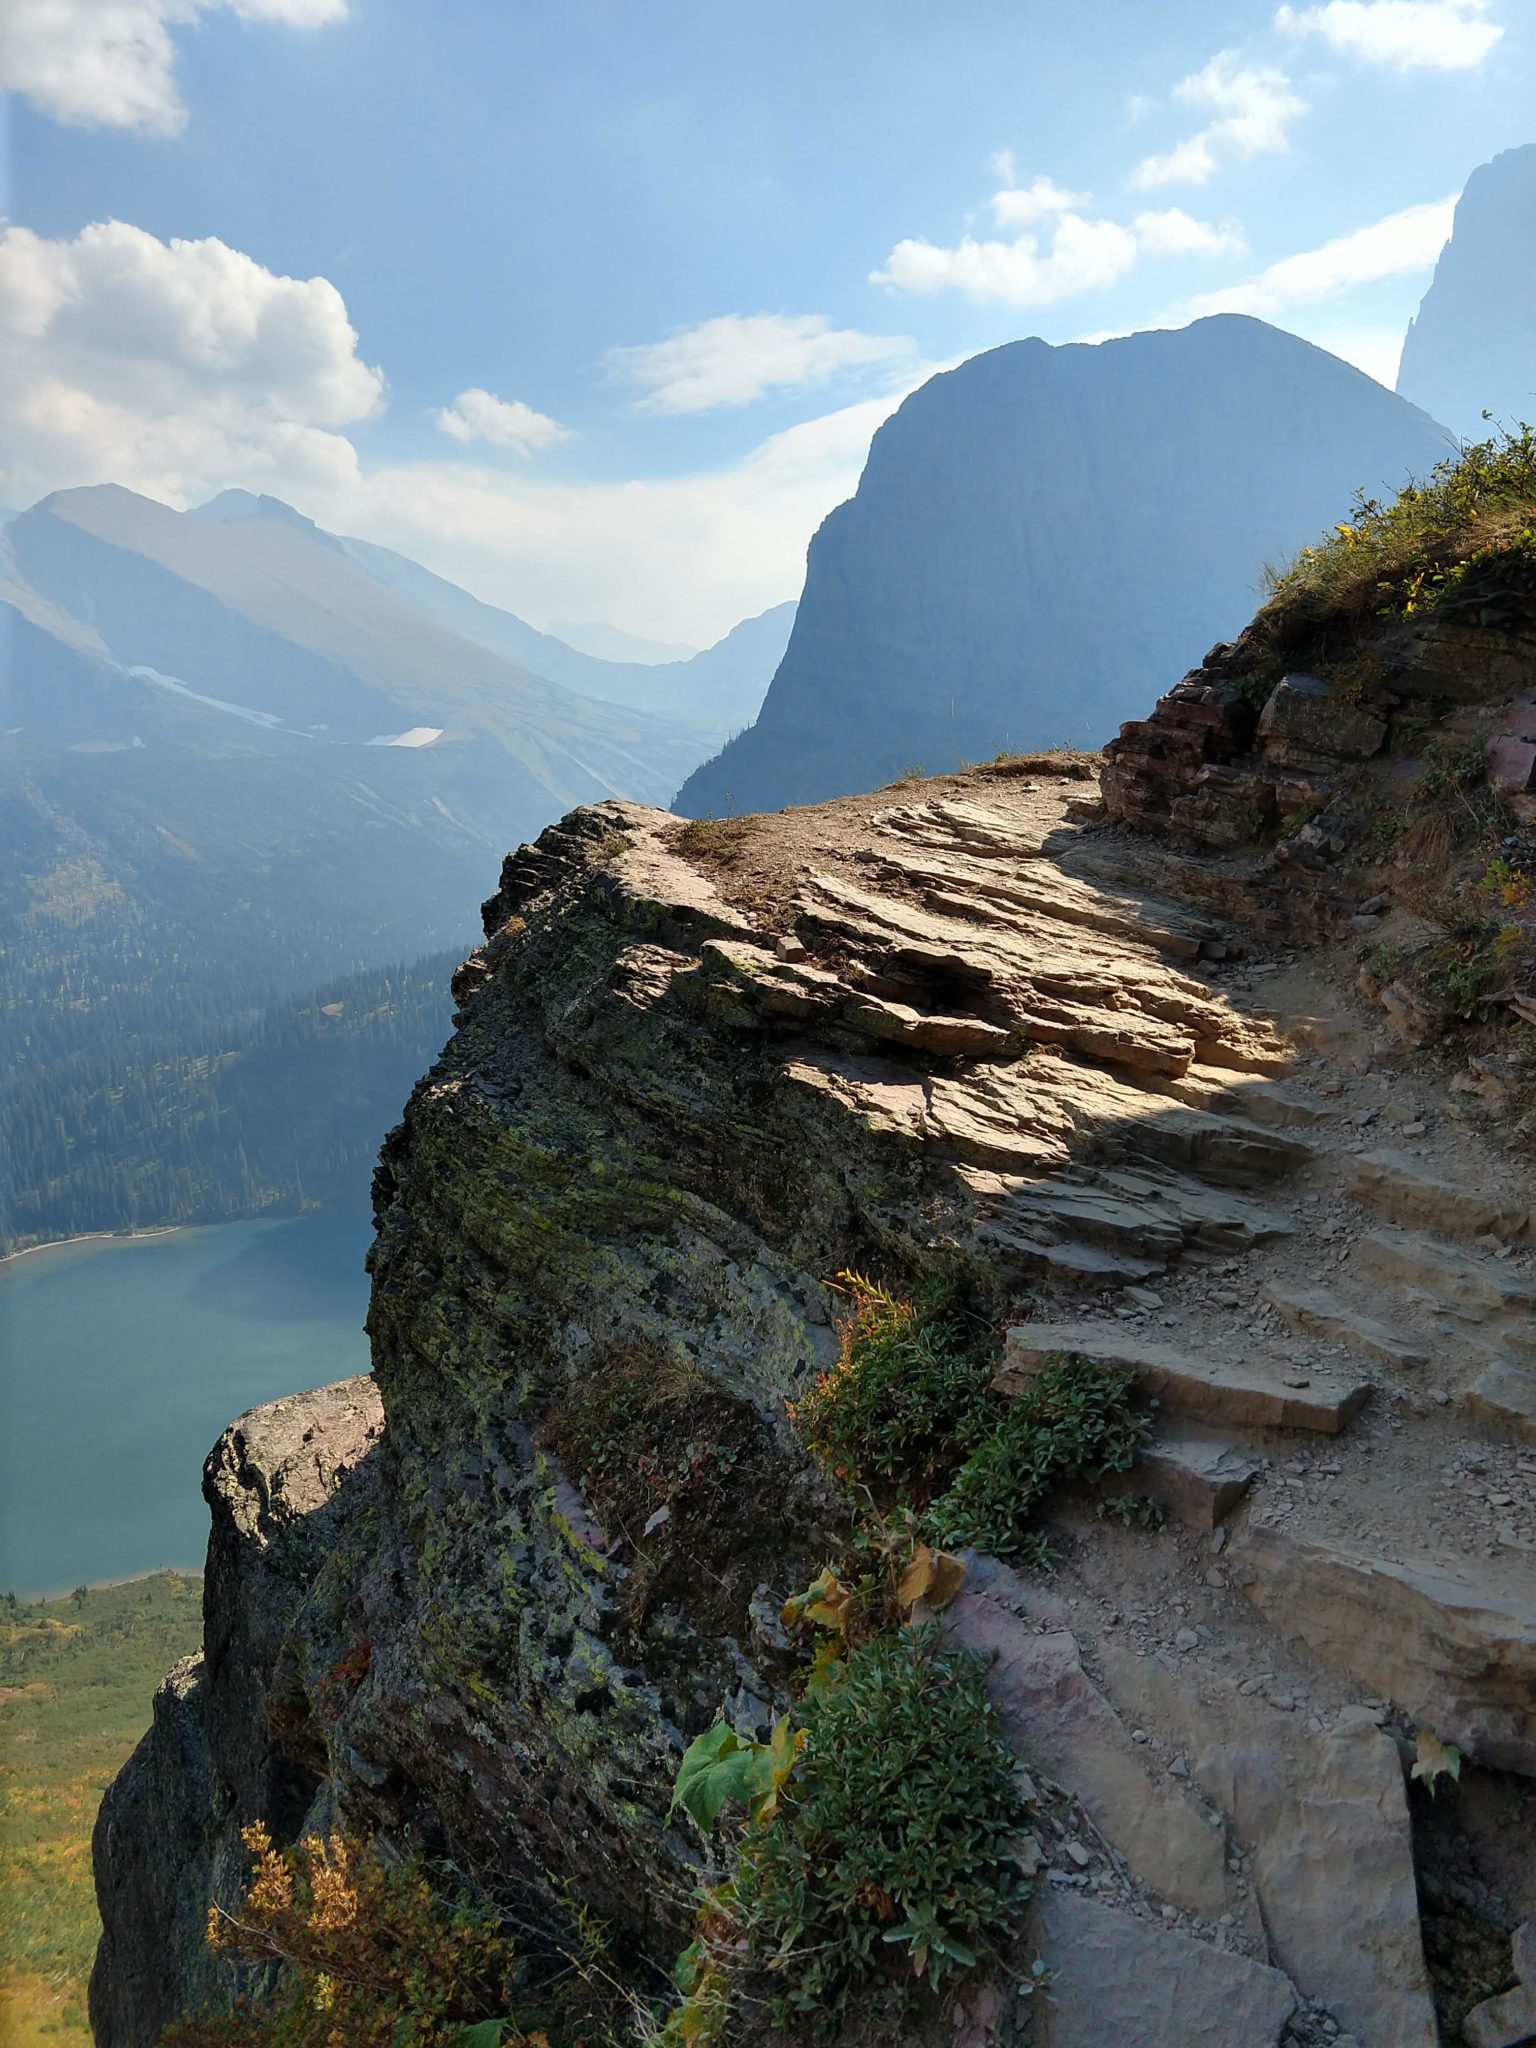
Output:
(333, 525), (793, 735)
(1397, 143), (1536, 439)
(677, 316), (1451, 817)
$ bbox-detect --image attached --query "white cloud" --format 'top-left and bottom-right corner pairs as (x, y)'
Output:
(990, 175), (1092, 228)
(0, 0), (347, 137)
(607, 312), (916, 416)
(1275, 0), (1501, 70)
(435, 389), (569, 454)
(1129, 52), (1307, 189)
(873, 216), (1139, 308)
(304, 381), (937, 646)
(872, 204), (1241, 309)
(1132, 208), (1247, 255)
(0, 219), (382, 504)
(1182, 195), (1456, 317)
(0, 215), (935, 644)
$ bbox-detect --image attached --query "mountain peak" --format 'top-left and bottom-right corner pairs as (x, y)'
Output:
(1397, 142), (1536, 437)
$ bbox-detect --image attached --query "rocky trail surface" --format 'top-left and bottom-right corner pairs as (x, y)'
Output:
(93, 765), (1534, 2048)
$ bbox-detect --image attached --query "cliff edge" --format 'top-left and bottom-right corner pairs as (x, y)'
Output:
(93, 752), (1536, 2044)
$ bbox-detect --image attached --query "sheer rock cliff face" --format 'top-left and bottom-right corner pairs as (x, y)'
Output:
(1397, 142), (1536, 441)
(93, 778), (1536, 2048)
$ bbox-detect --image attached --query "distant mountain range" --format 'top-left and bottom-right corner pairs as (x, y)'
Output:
(0, 483), (791, 1244)
(1397, 141), (1536, 440)
(677, 314), (1453, 817)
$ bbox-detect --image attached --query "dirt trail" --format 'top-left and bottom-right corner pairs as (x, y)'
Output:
(681, 764), (1536, 2047)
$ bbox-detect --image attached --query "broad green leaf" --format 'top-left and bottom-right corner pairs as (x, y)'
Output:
(448, 2023), (506, 2048)
(669, 1722), (776, 1831)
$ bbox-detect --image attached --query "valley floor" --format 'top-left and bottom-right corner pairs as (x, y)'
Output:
(0, 1576), (204, 2044)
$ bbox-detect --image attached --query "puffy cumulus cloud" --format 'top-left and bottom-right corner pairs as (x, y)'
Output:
(305, 382), (936, 647)
(871, 199), (1242, 310)
(1131, 208), (1247, 255)
(1275, 0), (1502, 69)
(1129, 52), (1307, 190)
(874, 215), (1139, 307)
(435, 388), (569, 454)
(1181, 195), (1457, 318)
(0, 0), (347, 137)
(990, 174), (1092, 228)
(0, 219), (382, 504)
(607, 312), (916, 416)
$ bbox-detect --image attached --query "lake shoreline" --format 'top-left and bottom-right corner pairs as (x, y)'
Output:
(0, 1225), (190, 1272)
(21, 1565), (205, 1606)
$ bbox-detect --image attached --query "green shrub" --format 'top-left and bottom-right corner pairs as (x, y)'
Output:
(790, 1275), (994, 1496)
(665, 1627), (1026, 2040)
(794, 1278), (1151, 1561)
(1261, 423), (1536, 639)
(927, 1359), (1150, 1556)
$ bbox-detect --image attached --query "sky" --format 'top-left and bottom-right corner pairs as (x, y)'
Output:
(1, 0), (1530, 646)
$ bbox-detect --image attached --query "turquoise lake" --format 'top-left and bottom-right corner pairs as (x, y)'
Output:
(0, 1209), (374, 1597)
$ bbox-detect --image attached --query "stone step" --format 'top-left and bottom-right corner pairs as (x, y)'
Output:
(1345, 1148), (1530, 1242)
(1130, 1428), (1260, 1529)
(1027, 1893), (1297, 2048)
(1260, 1277), (1429, 1371)
(1201, 1076), (1338, 1131)
(999, 1324), (1373, 1434)
(977, 1221), (1166, 1289)
(1231, 1522), (1536, 1775)
(1465, 1361), (1536, 1441)
(944, 1569), (1236, 1918)
(1092, 1166), (1292, 1252)
(1353, 1227), (1536, 1319)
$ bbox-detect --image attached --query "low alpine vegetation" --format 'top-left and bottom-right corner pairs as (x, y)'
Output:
(1260, 422), (1536, 643)
(159, 1825), (527, 2048)
(794, 1273), (1151, 1560)
(660, 1624), (1026, 2042)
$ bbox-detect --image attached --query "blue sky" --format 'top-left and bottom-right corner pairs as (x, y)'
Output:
(1, 0), (1530, 642)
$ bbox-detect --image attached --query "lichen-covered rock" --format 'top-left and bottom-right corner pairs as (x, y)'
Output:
(91, 1378), (382, 2047)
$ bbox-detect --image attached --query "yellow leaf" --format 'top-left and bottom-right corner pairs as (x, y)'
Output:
(897, 1545), (937, 1608)
(897, 1544), (968, 1613)
(1410, 1729), (1462, 1795)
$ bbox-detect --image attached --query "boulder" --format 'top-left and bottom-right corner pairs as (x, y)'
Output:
(1257, 673), (1387, 767)
(1231, 1522), (1536, 1774)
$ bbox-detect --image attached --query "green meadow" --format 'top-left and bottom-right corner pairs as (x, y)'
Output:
(0, 1574), (204, 2045)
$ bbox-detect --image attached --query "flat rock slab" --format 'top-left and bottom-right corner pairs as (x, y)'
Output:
(1354, 1228), (1536, 1318)
(1132, 1429), (1259, 1528)
(1261, 1277), (1428, 1370)
(1232, 1522), (1536, 1774)
(1101, 1649), (1439, 2048)
(1030, 1892), (1296, 2048)
(941, 1594), (1232, 1916)
(1346, 1149), (1530, 1241)
(1000, 1323), (1373, 1434)
(1466, 1362), (1536, 1441)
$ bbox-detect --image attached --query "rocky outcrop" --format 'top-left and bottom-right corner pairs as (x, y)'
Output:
(92, 1378), (382, 2047)
(94, 768), (1536, 2046)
